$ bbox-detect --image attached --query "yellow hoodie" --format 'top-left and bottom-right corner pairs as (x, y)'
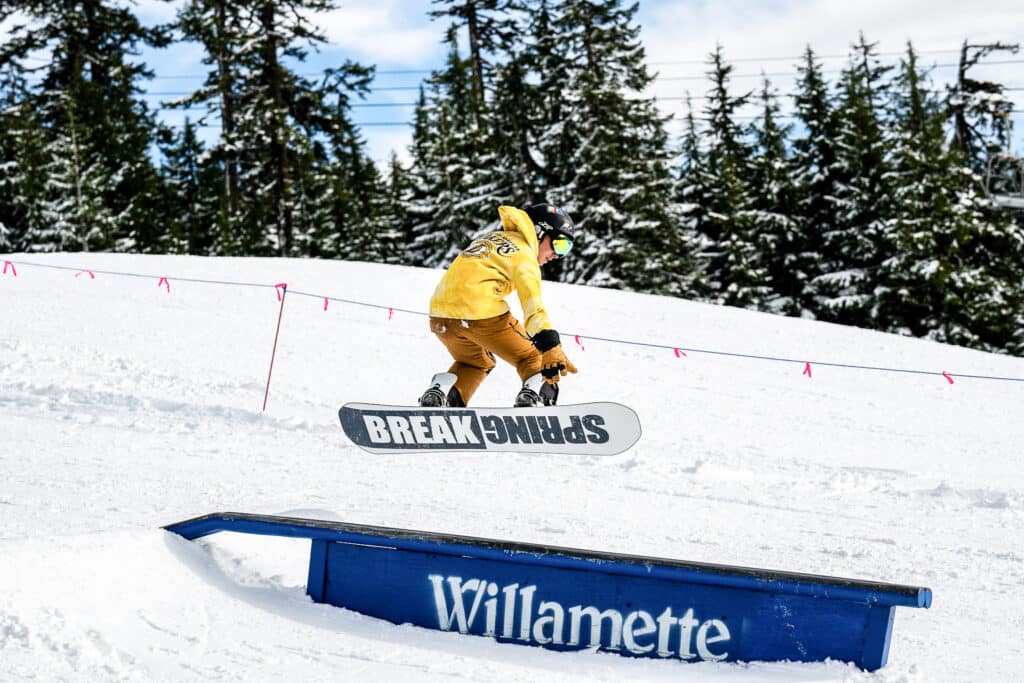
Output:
(429, 205), (553, 336)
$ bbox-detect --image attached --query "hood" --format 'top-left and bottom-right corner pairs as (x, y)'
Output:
(497, 206), (539, 253)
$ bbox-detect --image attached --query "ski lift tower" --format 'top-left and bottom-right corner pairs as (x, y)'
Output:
(985, 150), (1024, 210)
(950, 40), (1024, 210)
(985, 111), (1024, 210)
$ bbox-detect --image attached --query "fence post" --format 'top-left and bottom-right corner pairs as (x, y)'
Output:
(263, 284), (288, 412)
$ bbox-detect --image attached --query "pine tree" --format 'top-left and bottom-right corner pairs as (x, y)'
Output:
(429, 0), (523, 120)
(786, 46), (843, 321)
(0, 0), (168, 252)
(874, 43), (949, 338)
(3, 113), (48, 252)
(335, 159), (401, 264)
(693, 45), (767, 307)
(933, 178), (1024, 353)
(235, 0), (331, 255)
(1011, 271), (1024, 356)
(518, 0), (570, 195)
(407, 28), (500, 267)
(885, 39), (1023, 353)
(0, 64), (35, 251)
(174, 0), (378, 257)
(157, 118), (221, 254)
(405, 87), (442, 266)
(0, 66), (13, 250)
(289, 135), (334, 258)
(789, 46), (840, 318)
(815, 34), (893, 328)
(173, 0), (246, 232)
(749, 76), (801, 315)
(489, 54), (538, 200)
(407, 36), (472, 266)
(377, 153), (417, 265)
(408, 3), (532, 268)
(542, 0), (681, 295)
(672, 96), (712, 298)
(33, 96), (119, 251)
(288, 61), (386, 262)
(322, 109), (394, 262)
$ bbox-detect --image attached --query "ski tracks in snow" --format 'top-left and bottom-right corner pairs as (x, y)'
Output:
(0, 339), (323, 434)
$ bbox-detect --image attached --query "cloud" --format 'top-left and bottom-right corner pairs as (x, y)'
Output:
(638, 0), (1022, 133)
(363, 126), (416, 165)
(319, 0), (446, 68)
(641, 0), (1021, 63)
(135, 0), (182, 25)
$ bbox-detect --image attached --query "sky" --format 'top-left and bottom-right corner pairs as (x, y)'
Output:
(5, 1), (1024, 165)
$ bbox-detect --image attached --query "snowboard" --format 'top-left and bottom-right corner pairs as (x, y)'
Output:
(338, 402), (641, 456)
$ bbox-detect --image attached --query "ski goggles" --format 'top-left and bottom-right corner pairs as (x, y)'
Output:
(550, 233), (574, 257)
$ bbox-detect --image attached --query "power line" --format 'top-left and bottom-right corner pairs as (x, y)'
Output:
(170, 110), (1024, 128)
(136, 55), (1024, 84)
(124, 67), (1024, 123)
(143, 90), (1024, 108)
(648, 48), (964, 66)
(374, 68), (433, 75)
(18, 47), (1024, 129)
(652, 91), (1024, 103)
(178, 119), (412, 127)
(655, 60), (1024, 82)
(383, 48), (955, 70)
(352, 85), (422, 91)
(139, 48), (977, 79)
(134, 65), (1024, 108)
(142, 93), (418, 107)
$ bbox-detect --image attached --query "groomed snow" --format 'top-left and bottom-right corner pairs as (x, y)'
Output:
(1, 253), (1022, 682)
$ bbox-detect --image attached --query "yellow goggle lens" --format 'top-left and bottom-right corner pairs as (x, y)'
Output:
(551, 235), (573, 256)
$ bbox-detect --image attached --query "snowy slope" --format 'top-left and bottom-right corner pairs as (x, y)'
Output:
(1, 253), (1022, 682)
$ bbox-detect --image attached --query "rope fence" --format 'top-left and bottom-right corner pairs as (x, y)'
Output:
(4, 258), (1023, 388)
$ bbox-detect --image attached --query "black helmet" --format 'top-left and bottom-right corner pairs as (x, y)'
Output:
(525, 203), (576, 241)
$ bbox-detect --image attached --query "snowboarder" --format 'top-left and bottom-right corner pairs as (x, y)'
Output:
(418, 203), (578, 408)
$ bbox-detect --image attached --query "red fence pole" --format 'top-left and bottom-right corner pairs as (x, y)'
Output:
(263, 284), (288, 412)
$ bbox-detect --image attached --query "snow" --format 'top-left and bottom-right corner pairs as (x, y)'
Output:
(2, 252), (1024, 682)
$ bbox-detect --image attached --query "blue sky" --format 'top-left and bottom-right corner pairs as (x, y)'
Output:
(10, 0), (1023, 164)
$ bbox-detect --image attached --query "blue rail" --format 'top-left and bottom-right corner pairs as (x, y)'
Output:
(165, 512), (931, 608)
(165, 512), (931, 670)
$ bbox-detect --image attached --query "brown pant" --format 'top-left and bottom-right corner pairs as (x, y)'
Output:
(430, 312), (541, 405)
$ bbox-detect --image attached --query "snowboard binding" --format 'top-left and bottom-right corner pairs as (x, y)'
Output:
(418, 372), (464, 408)
(419, 371), (557, 408)
(515, 373), (558, 407)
